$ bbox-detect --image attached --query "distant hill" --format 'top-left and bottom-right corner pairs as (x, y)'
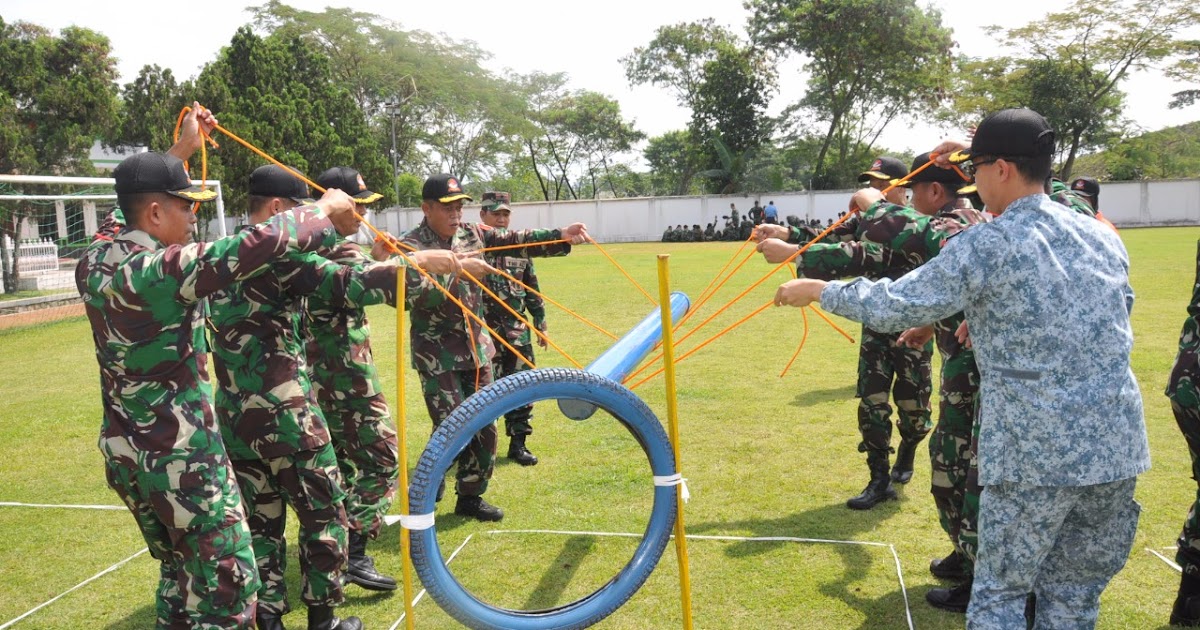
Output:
(1071, 121), (1200, 181)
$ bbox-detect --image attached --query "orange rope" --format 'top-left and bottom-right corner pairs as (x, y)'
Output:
(173, 106), (219, 214)
(479, 239), (571, 253)
(674, 235), (757, 332)
(463, 272), (581, 369)
(587, 235), (656, 306)
(807, 305), (856, 343)
(628, 300), (774, 391)
(176, 106), (544, 373)
(778, 307), (809, 377)
(489, 266), (617, 340)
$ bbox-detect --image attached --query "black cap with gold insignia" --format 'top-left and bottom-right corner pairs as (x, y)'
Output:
(113, 152), (217, 202)
(422, 173), (472, 203)
(316, 166), (383, 204)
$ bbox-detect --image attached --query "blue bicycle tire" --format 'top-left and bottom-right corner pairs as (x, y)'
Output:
(408, 367), (678, 630)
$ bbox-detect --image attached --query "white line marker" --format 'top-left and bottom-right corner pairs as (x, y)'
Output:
(387, 534), (475, 630)
(0, 501), (125, 511)
(1148, 547), (1184, 573)
(0, 548), (148, 630)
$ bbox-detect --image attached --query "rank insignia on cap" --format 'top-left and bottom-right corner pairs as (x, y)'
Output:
(447, 178), (461, 192)
(871, 159), (882, 170)
(356, 174), (367, 190)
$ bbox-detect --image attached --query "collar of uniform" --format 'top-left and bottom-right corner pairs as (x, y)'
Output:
(1000, 193), (1049, 218)
(115, 228), (161, 251)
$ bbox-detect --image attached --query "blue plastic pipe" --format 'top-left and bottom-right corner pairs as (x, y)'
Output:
(558, 291), (690, 420)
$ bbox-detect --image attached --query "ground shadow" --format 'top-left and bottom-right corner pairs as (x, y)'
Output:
(788, 384), (857, 408)
(105, 602), (157, 629)
(690, 500), (912, 629)
(521, 535), (597, 610)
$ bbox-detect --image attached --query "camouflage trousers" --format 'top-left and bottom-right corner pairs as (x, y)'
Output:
(491, 342), (535, 437)
(231, 446), (349, 615)
(929, 348), (980, 575)
(856, 326), (933, 462)
(1171, 377), (1200, 575)
(970, 478), (1140, 628)
(418, 365), (496, 496)
(323, 392), (399, 539)
(104, 449), (259, 629)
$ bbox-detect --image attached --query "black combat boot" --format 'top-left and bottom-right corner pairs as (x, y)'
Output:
(256, 610), (285, 630)
(929, 549), (969, 581)
(925, 579), (971, 613)
(307, 605), (363, 630)
(507, 434), (538, 466)
(345, 530), (397, 592)
(454, 494), (504, 521)
(890, 438), (919, 484)
(846, 452), (897, 510)
(1172, 572), (1200, 626)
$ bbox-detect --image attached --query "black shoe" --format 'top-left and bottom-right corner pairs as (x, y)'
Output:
(256, 611), (285, 630)
(507, 437), (539, 466)
(454, 495), (504, 522)
(930, 550), (969, 581)
(846, 477), (897, 510)
(925, 581), (971, 613)
(890, 439), (918, 484)
(1172, 595), (1200, 626)
(307, 605), (363, 630)
(345, 531), (398, 592)
(1172, 572), (1200, 626)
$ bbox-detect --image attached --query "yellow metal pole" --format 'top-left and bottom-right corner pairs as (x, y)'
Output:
(396, 270), (417, 629)
(656, 254), (694, 630)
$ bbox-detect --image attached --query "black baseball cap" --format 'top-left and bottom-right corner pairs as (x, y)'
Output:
(113, 152), (217, 202)
(949, 108), (1056, 164)
(249, 165), (314, 203)
(858, 156), (908, 183)
(1070, 176), (1100, 198)
(897, 152), (971, 188)
(316, 166), (382, 204)
(481, 191), (511, 212)
(422, 173), (472, 203)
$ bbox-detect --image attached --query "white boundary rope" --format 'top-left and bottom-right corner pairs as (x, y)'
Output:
(1147, 547), (1184, 573)
(0, 501), (125, 511)
(387, 529), (914, 630)
(0, 548), (148, 630)
(386, 534), (476, 630)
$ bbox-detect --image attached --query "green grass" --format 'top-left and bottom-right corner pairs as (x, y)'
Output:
(0, 228), (1194, 629)
(0, 289), (68, 302)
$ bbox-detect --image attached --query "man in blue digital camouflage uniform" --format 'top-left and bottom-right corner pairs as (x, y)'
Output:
(773, 108), (1149, 629)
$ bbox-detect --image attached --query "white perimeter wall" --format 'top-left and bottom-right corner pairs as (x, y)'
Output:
(213, 179), (1200, 242)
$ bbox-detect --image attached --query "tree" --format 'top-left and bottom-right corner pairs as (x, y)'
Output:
(972, 0), (1200, 180)
(251, 1), (524, 182)
(625, 20), (775, 194)
(643, 130), (700, 196)
(109, 65), (188, 151)
(945, 57), (1124, 180)
(0, 18), (120, 292)
(190, 27), (390, 221)
(746, 0), (953, 189)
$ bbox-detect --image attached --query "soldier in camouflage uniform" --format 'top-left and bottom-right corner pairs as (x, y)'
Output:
(478, 191), (551, 466)
(400, 173), (585, 521)
(77, 108), (361, 629)
(1169, 240), (1200, 626)
(755, 157), (935, 512)
(775, 108), (1148, 629)
(208, 165), (432, 630)
(303, 166), (405, 594)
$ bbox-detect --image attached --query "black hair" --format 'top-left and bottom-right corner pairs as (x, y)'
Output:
(248, 195), (298, 220)
(1009, 154), (1053, 185)
(116, 192), (168, 227)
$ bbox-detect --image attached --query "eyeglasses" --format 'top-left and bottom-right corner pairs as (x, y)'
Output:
(964, 157), (1000, 178)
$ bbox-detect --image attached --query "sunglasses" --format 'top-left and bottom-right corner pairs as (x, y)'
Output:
(964, 157), (1000, 178)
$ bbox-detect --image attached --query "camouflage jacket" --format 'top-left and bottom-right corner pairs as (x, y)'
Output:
(787, 215), (859, 246)
(399, 220), (569, 374)
(305, 241), (386, 404)
(209, 229), (401, 460)
(822, 194), (1147, 486)
(76, 207), (338, 462)
(482, 229), (553, 347)
(1049, 179), (1097, 218)
(1168, 240), (1200, 397)
(795, 201), (927, 281)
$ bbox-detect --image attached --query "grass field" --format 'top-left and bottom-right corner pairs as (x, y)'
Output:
(0, 227), (1195, 629)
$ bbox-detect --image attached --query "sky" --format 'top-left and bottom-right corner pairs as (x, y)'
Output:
(5, 0), (1197, 159)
